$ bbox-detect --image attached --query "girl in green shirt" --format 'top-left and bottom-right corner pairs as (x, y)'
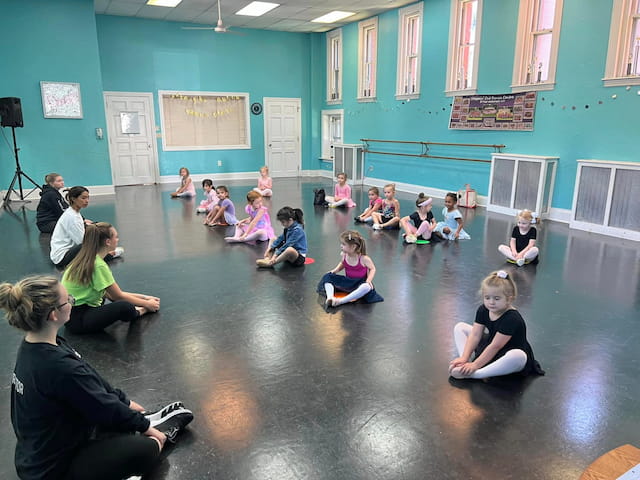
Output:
(62, 222), (160, 334)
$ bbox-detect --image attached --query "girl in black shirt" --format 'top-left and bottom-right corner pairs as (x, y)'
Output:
(449, 270), (544, 380)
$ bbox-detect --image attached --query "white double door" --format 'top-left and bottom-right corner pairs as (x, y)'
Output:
(264, 97), (301, 177)
(104, 92), (159, 186)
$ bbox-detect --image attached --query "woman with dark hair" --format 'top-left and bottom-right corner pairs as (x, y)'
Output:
(36, 173), (68, 233)
(49, 186), (90, 268)
(0, 275), (192, 480)
(61, 222), (159, 334)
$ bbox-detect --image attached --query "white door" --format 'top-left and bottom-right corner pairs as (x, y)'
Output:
(264, 97), (301, 177)
(104, 92), (159, 186)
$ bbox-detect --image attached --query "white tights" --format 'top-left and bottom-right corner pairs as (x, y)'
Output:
(498, 245), (539, 262)
(452, 322), (527, 379)
(327, 197), (349, 207)
(225, 227), (269, 243)
(415, 220), (433, 239)
(324, 282), (372, 306)
(253, 187), (273, 197)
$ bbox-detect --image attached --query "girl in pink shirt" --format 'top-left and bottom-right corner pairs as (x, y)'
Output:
(326, 172), (356, 208)
(317, 230), (383, 307)
(253, 166), (273, 197)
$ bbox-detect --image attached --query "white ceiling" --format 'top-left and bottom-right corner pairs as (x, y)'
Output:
(94, 0), (416, 33)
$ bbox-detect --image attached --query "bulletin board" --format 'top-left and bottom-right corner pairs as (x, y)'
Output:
(158, 90), (251, 151)
(449, 92), (537, 131)
(40, 81), (83, 119)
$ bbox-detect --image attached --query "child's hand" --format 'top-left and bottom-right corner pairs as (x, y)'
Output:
(454, 232), (460, 239)
(449, 357), (467, 368)
(459, 362), (478, 376)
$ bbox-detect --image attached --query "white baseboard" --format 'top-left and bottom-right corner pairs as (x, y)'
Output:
(160, 172), (256, 184)
(161, 170), (334, 185)
(549, 207), (571, 224)
(364, 176), (488, 204)
(1, 184), (114, 207)
(300, 169), (334, 178)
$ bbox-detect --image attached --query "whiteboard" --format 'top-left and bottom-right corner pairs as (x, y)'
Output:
(40, 81), (83, 119)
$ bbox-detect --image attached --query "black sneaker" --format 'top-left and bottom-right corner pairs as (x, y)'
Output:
(143, 401), (184, 424)
(154, 408), (193, 443)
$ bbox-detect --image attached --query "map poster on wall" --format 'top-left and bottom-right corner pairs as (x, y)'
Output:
(40, 81), (83, 119)
(449, 92), (536, 131)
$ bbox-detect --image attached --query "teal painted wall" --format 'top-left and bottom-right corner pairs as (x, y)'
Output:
(1, 0), (636, 204)
(95, 15), (313, 176)
(0, 0), (110, 189)
(323, 0), (639, 210)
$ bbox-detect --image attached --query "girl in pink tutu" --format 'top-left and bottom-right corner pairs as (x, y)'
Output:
(225, 191), (275, 243)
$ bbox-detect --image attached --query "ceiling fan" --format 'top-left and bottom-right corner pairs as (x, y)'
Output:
(182, 0), (239, 34)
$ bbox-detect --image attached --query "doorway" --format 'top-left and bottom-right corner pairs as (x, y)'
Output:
(263, 97), (301, 177)
(104, 92), (159, 186)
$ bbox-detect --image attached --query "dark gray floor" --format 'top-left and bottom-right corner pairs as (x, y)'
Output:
(1, 178), (639, 480)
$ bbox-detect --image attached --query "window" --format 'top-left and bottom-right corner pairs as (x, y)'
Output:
(358, 17), (378, 101)
(604, 0), (640, 86)
(446, 0), (483, 95)
(511, 0), (564, 92)
(327, 29), (342, 104)
(396, 2), (423, 100)
(158, 91), (250, 151)
(321, 109), (343, 160)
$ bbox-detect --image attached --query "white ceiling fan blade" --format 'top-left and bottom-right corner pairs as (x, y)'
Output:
(182, 26), (215, 30)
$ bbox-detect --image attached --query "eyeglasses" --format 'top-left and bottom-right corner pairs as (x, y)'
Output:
(56, 295), (76, 309)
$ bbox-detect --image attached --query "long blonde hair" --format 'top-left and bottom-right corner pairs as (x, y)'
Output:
(65, 222), (114, 286)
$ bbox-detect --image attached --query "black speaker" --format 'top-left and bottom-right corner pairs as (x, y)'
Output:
(0, 97), (24, 128)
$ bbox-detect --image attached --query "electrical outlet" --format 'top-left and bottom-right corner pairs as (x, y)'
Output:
(217, 160), (222, 167)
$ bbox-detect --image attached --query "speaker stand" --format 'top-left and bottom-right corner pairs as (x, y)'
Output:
(2, 126), (41, 204)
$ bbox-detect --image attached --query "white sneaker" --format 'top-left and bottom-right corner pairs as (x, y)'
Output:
(516, 258), (525, 267)
(405, 234), (417, 244)
(113, 247), (125, 258)
(372, 224), (382, 230)
(196, 207), (207, 213)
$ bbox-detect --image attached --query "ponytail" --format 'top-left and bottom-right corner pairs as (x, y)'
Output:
(65, 222), (113, 286)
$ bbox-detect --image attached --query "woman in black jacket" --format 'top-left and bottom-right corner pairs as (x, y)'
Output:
(0, 275), (193, 480)
(36, 173), (69, 233)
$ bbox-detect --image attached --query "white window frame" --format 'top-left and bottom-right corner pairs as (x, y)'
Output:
(358, 17), (378, 102)
(321, 109), (344, 161)
(511, 0), (564, 93)
(446, 0), (483, 96)
(604, 0), (640, 86)
(327, 29), (343, 105)
(396, 2), (424, 100)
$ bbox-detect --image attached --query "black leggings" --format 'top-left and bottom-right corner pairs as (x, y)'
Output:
(66, 301), (138, 334)
(65, 433), (159, 480)
(56, 244), (83, 269)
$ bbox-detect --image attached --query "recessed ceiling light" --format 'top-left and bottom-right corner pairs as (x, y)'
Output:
(311, 11), (355, 23)
(146, 0), (182, 7)
(236, 1), (280, 16)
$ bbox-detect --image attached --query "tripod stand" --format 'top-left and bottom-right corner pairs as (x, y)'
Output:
(2, 126), (41, 204)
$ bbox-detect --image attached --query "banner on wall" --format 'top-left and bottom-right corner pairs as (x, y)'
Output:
(449, 92), (537, 131)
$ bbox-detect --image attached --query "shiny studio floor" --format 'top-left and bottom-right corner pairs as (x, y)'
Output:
(1, 178), (639, 480)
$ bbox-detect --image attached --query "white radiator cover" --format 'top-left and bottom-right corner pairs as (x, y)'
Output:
(571, 160), (640, 241)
